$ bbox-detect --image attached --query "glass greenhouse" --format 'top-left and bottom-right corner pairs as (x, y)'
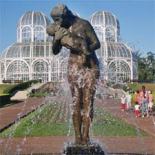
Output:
(0, 11), (137, 83)
(91, 11), (138, 82)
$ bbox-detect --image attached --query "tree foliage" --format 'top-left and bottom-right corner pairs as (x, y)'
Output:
(136, 51), (155, 82)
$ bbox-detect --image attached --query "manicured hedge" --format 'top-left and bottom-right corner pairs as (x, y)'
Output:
(0, 84), (16, 94)
(0, 94), (10, 107)
(3, 80), (40, 97)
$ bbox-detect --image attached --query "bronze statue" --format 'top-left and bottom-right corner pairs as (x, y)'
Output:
(47, 4), (100, 145)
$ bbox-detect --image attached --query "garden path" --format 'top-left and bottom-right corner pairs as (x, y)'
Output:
(0, 97), (44, 132)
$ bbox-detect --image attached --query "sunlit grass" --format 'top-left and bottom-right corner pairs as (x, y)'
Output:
(93, 108), (147, 136)
(0, 84), (16, 94)
(0, 102), (148, 137)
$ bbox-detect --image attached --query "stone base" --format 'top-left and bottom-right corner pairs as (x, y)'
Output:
(63, 142), (105, 155)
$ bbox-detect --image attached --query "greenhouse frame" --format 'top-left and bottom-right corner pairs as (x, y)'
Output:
(0, 11), (138, 83)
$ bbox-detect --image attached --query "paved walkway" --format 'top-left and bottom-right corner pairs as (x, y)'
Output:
(0, 97), (44, 132)
(0, 136), (155, 154)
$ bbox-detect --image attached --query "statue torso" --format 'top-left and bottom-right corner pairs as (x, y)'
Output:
(68, 17), (99, 70)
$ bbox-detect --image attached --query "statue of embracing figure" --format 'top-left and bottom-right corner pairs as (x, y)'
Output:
(47, 4), (100, 145)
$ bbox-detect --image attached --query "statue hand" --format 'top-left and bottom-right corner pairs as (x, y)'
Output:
(54, 27), (68, 41)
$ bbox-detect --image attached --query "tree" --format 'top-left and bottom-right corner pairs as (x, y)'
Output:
(137, 51), (155, 82)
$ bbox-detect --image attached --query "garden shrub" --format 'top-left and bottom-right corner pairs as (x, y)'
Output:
(3, 80), (40, 96)
(0, 94), (10, 107)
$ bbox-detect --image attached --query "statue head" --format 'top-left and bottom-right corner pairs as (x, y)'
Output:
(50, 4), (75, 28)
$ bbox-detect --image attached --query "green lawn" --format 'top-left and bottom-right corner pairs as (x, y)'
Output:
(0, 84), (16, 95)
(0, 93), (9, 96)
(0, 101), (147, 137)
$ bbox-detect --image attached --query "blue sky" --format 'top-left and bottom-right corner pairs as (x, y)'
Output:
(0, 0), (155, 55)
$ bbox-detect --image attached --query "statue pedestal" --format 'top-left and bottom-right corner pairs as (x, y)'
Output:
(63, 142), (105, 155)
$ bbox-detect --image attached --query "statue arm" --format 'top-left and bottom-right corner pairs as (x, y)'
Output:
(46, 24), (57, 36)
(60, 21), (100, 55)
(60, 33), (89, 55)
(85, 21), (100, 52)
(52, 38), (62, 55)
(46, 24), (62, 55)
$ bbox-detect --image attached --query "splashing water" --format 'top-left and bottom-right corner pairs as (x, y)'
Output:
(0, 77), (154, 154)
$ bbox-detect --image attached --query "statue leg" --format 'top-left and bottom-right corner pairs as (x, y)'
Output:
(81, 69), (97, 145)
(70, 83), (83, 144)
(81, 88), (92, 145)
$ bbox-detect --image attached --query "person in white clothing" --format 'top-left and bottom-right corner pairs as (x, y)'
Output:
(134, 104), (140, 117)
(126, 92), (132, 110)
(121, 94), (126, 111)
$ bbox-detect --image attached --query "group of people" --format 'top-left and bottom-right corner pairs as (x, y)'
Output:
(133, 86), (154, 117)
(121, 86), (154, 118)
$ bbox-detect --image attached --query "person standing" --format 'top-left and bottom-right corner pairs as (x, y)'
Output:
(148, 90), (154, 114)
(134, 103), (141, 117)
(126, 91), (131, 110)
(140, 86), (149, 117)
(121, 94), (126, 111)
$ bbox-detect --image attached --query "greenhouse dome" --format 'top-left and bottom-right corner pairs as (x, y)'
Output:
(17, 11), (51, 43)
(0, 10), (137, 84)
(0, 11), (68, 83)
(90, 11), (120, 42)
(91, 11), (137, 82)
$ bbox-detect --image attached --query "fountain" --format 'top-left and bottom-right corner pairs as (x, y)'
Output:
(0, 77), (153, 154)
(1, 4), (154, 155)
